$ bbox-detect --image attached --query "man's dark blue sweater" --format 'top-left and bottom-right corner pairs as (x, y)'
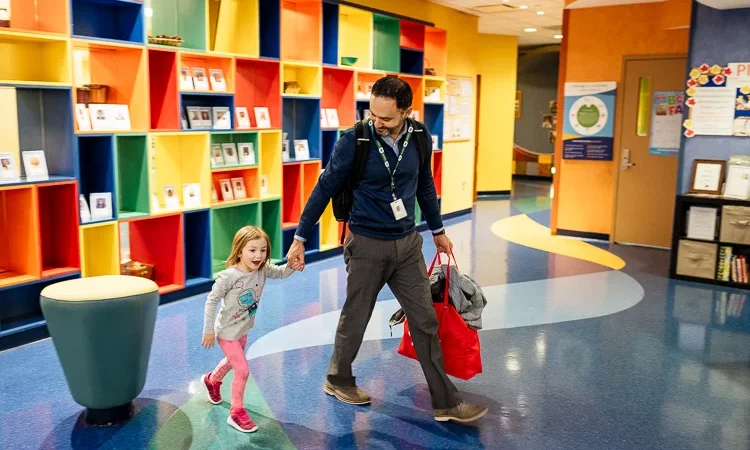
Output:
(294, 124), (443, 242)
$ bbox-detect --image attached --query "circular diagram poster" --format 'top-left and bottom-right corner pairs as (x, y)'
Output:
(562, 82), (617, 161)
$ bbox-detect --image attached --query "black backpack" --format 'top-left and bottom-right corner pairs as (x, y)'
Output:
(331, 117), (429, 244)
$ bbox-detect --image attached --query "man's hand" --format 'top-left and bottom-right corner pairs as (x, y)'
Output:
(287, 240), (306, 271)
(434, 233), (453, 255)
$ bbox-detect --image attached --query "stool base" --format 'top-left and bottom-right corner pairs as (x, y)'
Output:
(85, 402), (134, 426)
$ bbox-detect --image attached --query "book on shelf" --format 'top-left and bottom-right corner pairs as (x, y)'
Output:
(719, 245), (750, 283)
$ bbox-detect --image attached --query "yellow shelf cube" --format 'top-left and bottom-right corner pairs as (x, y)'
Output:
(208, 0), (260, 57)
(79, 221), (120, 277)
(149, 133), (212, 212)
(259, 130), (283, 198)
(0, 30), (71, 85)
(338, 6), (373, 69)
(282, 62), (322, 97)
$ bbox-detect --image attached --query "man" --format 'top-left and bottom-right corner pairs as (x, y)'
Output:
(286, 77), (487, 424)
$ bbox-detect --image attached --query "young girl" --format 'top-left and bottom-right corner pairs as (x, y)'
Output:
(201, 226), (295, 433)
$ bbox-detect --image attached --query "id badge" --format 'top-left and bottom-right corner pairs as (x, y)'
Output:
(391, 198), (407, 220)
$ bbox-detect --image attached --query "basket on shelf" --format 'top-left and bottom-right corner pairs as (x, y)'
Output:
(148, 35), (184, 47)
(120, 260), (154, 280)
(85, 84), (108, 103)
(283, 81), (301, 95)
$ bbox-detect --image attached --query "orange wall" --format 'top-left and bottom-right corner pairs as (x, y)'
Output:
(552, 2), (690, 235)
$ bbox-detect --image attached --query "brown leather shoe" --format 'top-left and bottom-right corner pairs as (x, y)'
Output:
(323, 380), (371, 405)
(434, 402), (488, 423)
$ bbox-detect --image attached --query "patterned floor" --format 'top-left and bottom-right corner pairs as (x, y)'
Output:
(0, 180), (748, 450)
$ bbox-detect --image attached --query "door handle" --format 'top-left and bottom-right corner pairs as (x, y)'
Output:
(621, 148), (636, 171)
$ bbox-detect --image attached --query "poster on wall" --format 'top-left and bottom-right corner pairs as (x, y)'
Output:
(444, 75), (473, 142)
(562, 82), (617, 160)
(681, 63), (750, 137)
(649, 91), (684, 156)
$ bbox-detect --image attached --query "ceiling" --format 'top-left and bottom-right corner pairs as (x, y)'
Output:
(428, 0), (565, 46)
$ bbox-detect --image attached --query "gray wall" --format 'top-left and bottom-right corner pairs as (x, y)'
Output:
(514, 48), (560, 155)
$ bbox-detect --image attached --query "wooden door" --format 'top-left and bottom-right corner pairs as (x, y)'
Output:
(613, 56), (687, 248)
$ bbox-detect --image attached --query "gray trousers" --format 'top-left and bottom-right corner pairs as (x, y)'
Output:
(326, 230), (461, 410)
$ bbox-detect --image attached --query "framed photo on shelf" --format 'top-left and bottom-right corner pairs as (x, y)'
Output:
(431, 135), (439, 151)
(222, 143), (239, 165)
(199, 107), (213, 128)
(164, 185), (180, 210)
(111, 105), (131, 131)
(209, 69), (227, 92)
(723, 163), (750, 200)
(183, 183), (202, 207)
(211, 183), (218, 202)
(22, 150), (48, 180)
(293, 140), (310, 161)
(235, 107), (251, 129)
(320, 109), (329, 128)
(187, 107), (202, 129)
(231, 177), (247, 200)
(89, 192), (112, 220)
(89, 105), (111, 130)
(325, 109), (340, 128)
(212, 107), (231, 130)
(180, 66), (194, 90)
(238, 143), (255, 165)
(254, 107), (271, 128)
(260, 175), (269, 197)
(0, 153), (18, 181)
(181, 109), (189, 130)
(690, 159), (726, 196)
(75, 104), (91, 131)
(192, 67), (210, 91)
(211, 144), (224, 167)
(79, 194), (91, 223)
(282, 140), (290, 162)
(219, 179), (234, 201)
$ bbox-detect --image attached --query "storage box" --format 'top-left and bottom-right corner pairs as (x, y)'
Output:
(720, 206), (750, 245)
(676, 240), (718, 279)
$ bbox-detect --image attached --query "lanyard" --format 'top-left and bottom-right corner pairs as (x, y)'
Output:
(369, 120), (413, 200)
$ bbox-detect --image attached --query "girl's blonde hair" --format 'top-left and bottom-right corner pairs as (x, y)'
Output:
(225, 226), (272, 269)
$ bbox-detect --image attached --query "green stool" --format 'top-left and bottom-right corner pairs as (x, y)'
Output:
(40, 275), (159, 426)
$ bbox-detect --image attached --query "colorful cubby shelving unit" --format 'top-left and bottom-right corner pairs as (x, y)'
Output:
(0, 0), (448, 348)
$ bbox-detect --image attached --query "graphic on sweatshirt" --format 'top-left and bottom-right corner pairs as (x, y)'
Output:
(238, 288), (260, 318)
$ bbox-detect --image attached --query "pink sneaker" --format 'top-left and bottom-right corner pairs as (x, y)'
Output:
(227, 408), (258, 433)
(201, 372), (222, 405)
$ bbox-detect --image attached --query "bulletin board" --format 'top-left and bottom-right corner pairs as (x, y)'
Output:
(444, 74), (473, 142)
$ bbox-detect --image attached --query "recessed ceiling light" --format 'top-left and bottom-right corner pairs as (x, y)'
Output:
(502, 0), (510, 3)
(554, 34), (563, 39)
(537, 11), (545, 15)
(519, 5), (529, 9)
(524, 28), (537, 32)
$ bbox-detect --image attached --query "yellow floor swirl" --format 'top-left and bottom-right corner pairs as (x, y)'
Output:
(491, 215), (626, 270)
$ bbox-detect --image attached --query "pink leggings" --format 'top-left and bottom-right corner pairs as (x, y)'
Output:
(210, 335), (249, 411)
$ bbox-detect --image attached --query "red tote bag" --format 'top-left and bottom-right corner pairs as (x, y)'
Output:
(397, 251), (483, 380)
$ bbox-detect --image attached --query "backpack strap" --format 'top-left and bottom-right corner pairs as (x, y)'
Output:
(410, 118), (429, 168)
(351, 119), (370, 189)
(340, 119), (371, 245)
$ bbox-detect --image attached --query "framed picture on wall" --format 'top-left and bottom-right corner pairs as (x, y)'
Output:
(690, 159), (726, 196)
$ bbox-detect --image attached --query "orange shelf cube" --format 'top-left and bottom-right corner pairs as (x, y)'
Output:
(212, 167), (260, 204)
(399, 75), (424, 119)
(302, 161), (320, 204)
(126, 213), (185, 293)
(73, 41), (149, 132)
(323, 67), (355, 129)
(424, 26), (447, 78)
(235, 58), (281, 129)
(0, 186), (41, 288)
(400, 20), (425, 51)
(282, 163), (302, 226)
(7, 0), (69, 34)
(37, 182), (80, 278)
(180, 52), (234, 93)
(281, 0), (322, 63)
(149, 48), (180, 131)
(432, 150), (443, 197)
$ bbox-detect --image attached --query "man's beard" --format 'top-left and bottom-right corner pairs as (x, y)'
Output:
(376, 117), (405, 136)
